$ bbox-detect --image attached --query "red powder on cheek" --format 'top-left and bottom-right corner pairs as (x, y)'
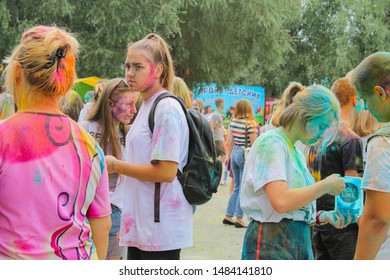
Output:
(144, 62), (155, 88)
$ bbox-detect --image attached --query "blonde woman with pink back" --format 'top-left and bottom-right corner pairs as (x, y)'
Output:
(0, 25), (111, 260)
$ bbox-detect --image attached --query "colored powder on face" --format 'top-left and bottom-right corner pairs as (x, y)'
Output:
(144, 61), (155, 89)
(111, 100), (128, 119)
(111, 94), (137, 124)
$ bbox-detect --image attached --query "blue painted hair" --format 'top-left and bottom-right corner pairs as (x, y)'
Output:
(279, 82), (340, 148)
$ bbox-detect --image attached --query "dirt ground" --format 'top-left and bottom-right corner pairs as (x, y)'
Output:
(181, 178), (248, 260)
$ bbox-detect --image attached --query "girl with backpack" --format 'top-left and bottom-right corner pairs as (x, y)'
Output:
(105, 34), (192, 260)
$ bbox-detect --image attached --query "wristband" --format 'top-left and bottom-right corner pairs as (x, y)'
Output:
(316, 211), (327, 225)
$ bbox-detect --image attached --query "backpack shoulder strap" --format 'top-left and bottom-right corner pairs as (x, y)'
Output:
(148, 92), (191, 173)
(147, 92), (189, 223)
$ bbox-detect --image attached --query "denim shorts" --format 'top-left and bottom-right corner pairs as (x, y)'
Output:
(107, 204), (127, 259)
(109, 204), (121, 237)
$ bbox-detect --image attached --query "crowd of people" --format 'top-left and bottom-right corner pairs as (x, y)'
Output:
(0, 24), (389, 261)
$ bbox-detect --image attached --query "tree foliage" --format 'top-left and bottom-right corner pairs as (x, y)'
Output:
(280, 0), (390, 92)
(1, 0), (389, 97)
(177, 0), (299, 93)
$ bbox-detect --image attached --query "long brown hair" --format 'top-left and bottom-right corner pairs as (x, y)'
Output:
(235, 98), (253, 119)
(352, 110), (383, 137)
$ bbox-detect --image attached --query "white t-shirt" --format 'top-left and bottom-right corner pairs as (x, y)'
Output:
(119, 91), (192, 251)
(78, 102), (94, 122)
(362, 131), (390, 260)
(259, 122), (306, 153)
(78, 121), (126, 210)
(240, 129), (316, 224)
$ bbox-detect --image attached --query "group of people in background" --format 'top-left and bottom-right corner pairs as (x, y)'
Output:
(0, 24), (389, 261)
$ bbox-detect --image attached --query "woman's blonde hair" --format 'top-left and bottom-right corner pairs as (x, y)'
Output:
(88, 78), (132, 158)
(235, 98), (254, 119)
(195, 99), (203, 113)
(271, 82), (304, 127)
(3, 25), (79, 107)
(279, 82), (340, 142)
(127, 33), (174, 92)
(172, 76), (192, 109)
(59, 90), (84, 122)
(352, 110), (383, 137)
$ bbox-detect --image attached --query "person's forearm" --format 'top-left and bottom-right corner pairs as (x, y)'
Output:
(90, 216), (111, 260)
(227, 140), (233, 158)
(113, 159), (176, 182)
(344, 169), (358, 177)
(266, 180), (327, 213)
(227, 145), (233, 158)
(226, 130), (234, 158)
(283, 181), (328, 212)
(355, 190), (390, 259)
(354, 215), (389, 259)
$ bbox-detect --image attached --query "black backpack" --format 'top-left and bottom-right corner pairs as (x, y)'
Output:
(148, 92), (222, 222)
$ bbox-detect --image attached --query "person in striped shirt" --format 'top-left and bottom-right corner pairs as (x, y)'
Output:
(223, 98), (257, 228)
